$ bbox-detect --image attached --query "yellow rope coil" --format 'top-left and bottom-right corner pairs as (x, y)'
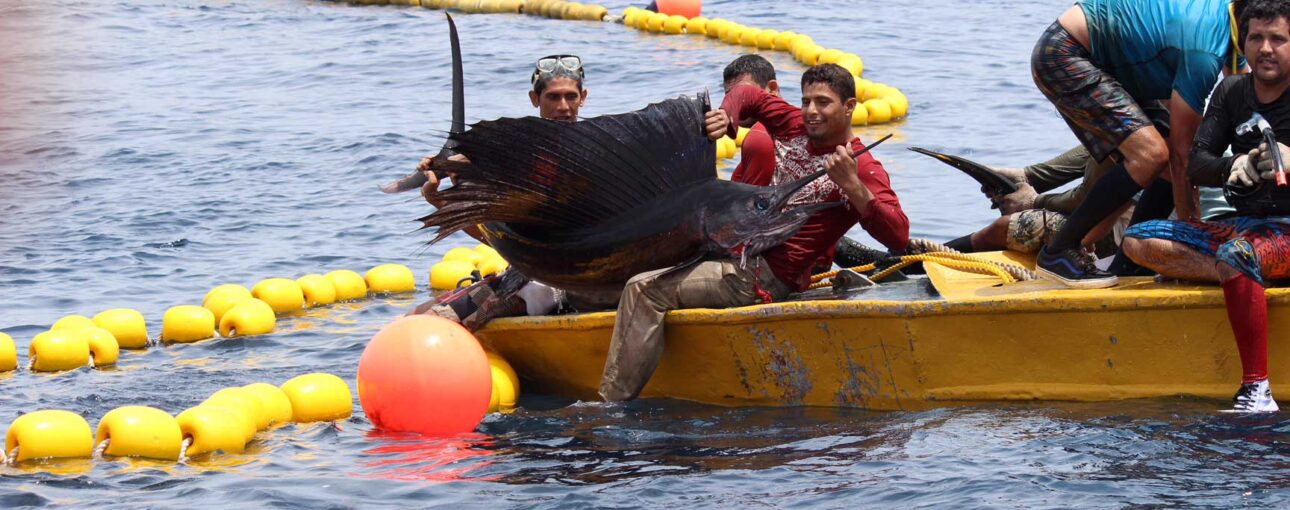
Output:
(807, 253), (1023, 290)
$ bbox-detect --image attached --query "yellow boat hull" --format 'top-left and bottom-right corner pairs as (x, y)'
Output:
(475, 253), (1288, 409)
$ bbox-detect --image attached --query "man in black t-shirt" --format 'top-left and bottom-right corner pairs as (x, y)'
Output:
(1121, 0), (1290, 413)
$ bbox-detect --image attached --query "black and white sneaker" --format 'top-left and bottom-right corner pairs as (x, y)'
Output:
(1036, 246), (1118, 289)
(1222, 380), (1279, 413)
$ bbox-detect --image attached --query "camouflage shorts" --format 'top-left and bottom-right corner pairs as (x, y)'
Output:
(1006, 209), (1067, 254)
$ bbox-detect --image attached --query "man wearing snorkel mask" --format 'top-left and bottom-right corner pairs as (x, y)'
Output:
(416, 54), (588, 204)
(1030, 0), (1248, 288)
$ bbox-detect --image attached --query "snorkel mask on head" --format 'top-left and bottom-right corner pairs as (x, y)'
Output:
(531, 55), (585, 88)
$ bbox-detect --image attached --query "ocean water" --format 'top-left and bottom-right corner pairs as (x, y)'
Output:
(1, 0), (1287, 507)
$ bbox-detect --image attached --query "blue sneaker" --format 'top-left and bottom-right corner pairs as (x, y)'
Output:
(1036, 246), (1118, 289)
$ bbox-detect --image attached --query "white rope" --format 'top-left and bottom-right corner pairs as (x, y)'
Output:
(25, 357), (35, 371)
(87, 356), (95, 369)
(178, 437), (193, 464)
(3, 446), (16, 465)
(93, 438), (109, 458)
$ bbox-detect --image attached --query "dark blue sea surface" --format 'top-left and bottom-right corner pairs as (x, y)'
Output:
(1, 0), (1287, 507)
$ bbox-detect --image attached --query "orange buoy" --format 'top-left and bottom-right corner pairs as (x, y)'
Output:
(654, 0), (701, 18)
(357, 316), (491, 435)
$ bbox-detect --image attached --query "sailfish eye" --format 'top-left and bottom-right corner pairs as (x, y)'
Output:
(754, 197), (770, 211)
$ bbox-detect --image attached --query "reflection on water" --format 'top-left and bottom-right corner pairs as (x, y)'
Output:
(2, 0), (1289, 507)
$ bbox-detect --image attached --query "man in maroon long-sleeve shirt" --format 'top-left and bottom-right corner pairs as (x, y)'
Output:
(600, 64), (910, 401)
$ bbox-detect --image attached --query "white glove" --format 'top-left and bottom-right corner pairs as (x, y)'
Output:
(1228, 154), (1258, 189)
(1251, 141), (1290, 175)
(516, 281), (560, 316)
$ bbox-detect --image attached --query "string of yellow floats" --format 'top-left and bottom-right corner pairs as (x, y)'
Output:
(322, 0), (912, 158)
(2, 373), (354, 464)
(0, 263), (425, 375)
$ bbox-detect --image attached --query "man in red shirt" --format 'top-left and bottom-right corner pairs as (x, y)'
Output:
(600, 64), (910, 401)
(723, 55), (778, 183)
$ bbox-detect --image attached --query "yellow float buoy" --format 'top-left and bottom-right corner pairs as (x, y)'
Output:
(194, 403), (257, 442)
(203, 284), (252, 309)
(719, 23), (743, 44)
(704, 18), (726, 38)
(773, 30), (798, 50)
(175, 406), (249, 456)
(663, 14), (686, 34)
(325, 269), (369, 301)
(473, 244), (499, 258)
(0, 332), (16, 372)
(95, 406), (183, 461)
(241, 383), (294, 428)
(735, 126), (751, 147)
(789, 34), (815, 54)
(836, 54), (864, 77)
(487, 352), (520, 412)
(204, 285), (253, 325)
(443, 246), (484, 266)
(645, 12), (668, 32)
(5, 410), (94, 462)
(861, 82), (890, 102)
(582, 5), (607, 21)
(365, 263), (417, 294)
(52, 315), (95, 332)
(851, 103), (869, 126)
(92, 309), (149, 349)
(717, 137), (737, 159)
(684, 16), (707, 34)
(864, 98), (893, 124)
(798, 45), (825, 66)
(431, 259), (478, 290)
(296, 274), (338, 307)
(818, 48), (844, 65)
(207, 387), (270, 431)
(281, 373), (354, 423)
(622, 6), (643, 26)
(217, 299), (276, 338)
(251, 278), (305, 314)
(756, 29), (778, 49)
(883, 89), (909, 119)
(739, 28), (761, 47)
(84, 326), (119, 367)
(29, 330), (89, 372)
(562, 2), (584, 19)
(161, 305), (216, 344)
(476, 255), (509, 277)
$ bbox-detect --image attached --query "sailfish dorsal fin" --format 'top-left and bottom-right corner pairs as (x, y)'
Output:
(420, 93), (717, 243)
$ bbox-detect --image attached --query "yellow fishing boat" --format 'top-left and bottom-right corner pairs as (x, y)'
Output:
(475, 251), (1284, 409)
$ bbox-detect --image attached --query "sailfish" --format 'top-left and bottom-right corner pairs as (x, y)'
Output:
(393, 15), (879, 292)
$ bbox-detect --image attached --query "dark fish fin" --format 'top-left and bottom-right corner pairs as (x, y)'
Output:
(420, 93), (716, 241)
(383, 14), (463, 194)
(908, 147), (1019, 195)
(443, 12), (465, 154)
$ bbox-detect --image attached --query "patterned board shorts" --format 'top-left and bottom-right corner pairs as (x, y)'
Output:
(1124, 217), (1290, 286)
(1031, 21), (1153, 162)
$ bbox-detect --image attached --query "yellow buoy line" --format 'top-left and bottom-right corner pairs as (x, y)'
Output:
(0, 262), (430, 374)
(1, 373), (354, 465)
(620, 7), (908, 127)
(322, 0), (910, 128)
